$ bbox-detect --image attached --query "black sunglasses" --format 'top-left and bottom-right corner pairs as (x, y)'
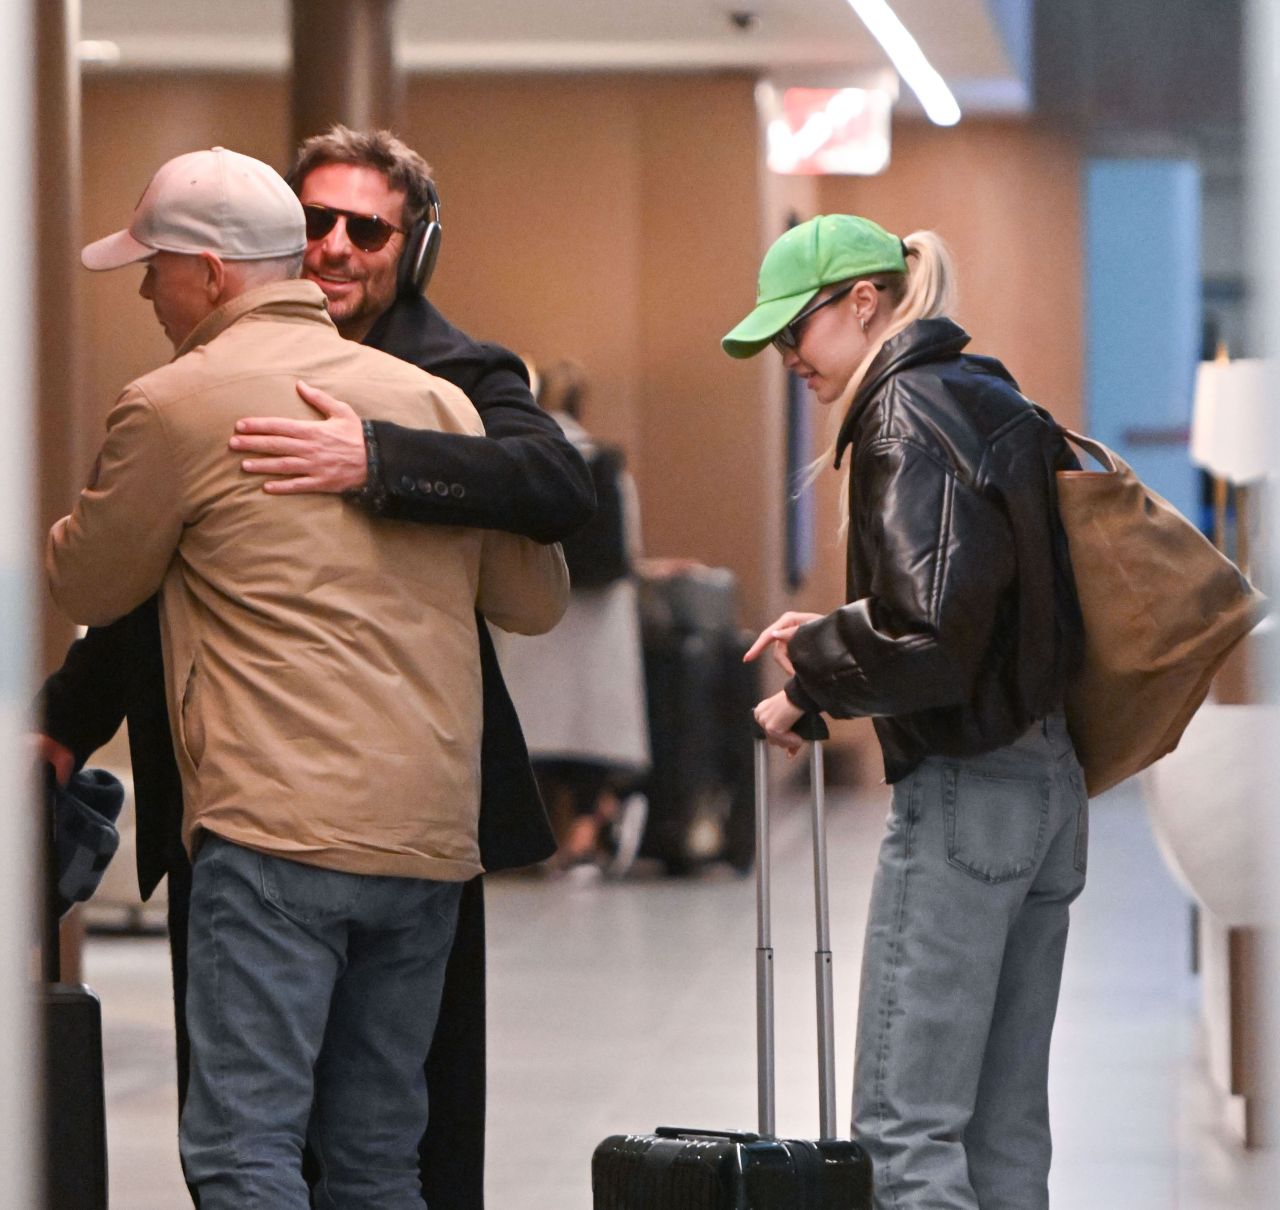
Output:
(772, 284), (857, 353)
(302, 204), (406, 253)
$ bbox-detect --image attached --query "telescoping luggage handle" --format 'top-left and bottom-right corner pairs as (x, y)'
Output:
(750, 714), (836, 1143)
(44, 766), (63, 984)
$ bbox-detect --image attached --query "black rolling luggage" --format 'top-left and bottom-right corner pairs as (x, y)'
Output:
(592, 718), (873, 1208)
(639, 618), (719, 873)
(639, 569), (757, 875)
(43, 773), (110, 1210)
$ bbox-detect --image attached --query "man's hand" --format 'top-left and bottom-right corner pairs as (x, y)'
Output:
(34, 734), (74, 786)
(230, 381), (368, 494)
(753, 691), (806, 755)
(743, 611), (823, 676)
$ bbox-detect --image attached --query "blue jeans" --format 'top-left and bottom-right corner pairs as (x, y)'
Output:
(852, 714), (1088, 1210)
(179, 835), (463, 1209)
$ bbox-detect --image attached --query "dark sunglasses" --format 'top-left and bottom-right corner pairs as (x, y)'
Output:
(302, 204), (406, 253)
(771, 284), (857, 353)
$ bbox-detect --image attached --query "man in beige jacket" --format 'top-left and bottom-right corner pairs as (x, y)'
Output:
(46, 147), (568, 1209)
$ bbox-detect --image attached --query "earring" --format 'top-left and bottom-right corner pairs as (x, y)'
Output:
(860, 317), (868, 332)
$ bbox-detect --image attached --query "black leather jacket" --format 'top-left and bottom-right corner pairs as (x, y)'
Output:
(785, 318), (1084, 783)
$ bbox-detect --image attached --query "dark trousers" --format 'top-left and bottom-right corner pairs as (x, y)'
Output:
(168, 859), (487, 1208)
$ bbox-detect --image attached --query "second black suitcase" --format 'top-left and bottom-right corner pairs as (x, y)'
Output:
(592, 718), (873, 1208)
(45, 982), (109, 1210)
(44, 771), (110, 1210)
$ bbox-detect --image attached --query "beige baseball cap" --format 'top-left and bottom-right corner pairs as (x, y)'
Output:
(81, 146), (306, 271)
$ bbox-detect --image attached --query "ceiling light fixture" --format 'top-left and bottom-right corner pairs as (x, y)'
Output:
(845, 0), (960, 126)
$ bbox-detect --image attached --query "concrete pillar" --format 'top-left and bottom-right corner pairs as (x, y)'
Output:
(0, 0), (37, 1202)
(1247, 0), (1280, 1168)
(290, 0), (402, 156)
(35, 0), (80, 678)
(35, 0), (84, 988)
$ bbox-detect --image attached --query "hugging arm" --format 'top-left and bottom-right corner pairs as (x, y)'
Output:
(234, 354), (595, 543)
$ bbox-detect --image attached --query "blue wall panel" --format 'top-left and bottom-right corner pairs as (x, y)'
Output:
(1085, 159), (1201, 517)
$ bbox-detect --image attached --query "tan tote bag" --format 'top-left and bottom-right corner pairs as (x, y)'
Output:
(1056, 430), (1267, 797)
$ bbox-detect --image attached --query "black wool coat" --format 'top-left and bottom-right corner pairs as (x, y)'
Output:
(40, 293), (595, 1209)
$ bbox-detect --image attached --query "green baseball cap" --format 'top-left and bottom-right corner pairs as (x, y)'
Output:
(721, 214), (907, 359)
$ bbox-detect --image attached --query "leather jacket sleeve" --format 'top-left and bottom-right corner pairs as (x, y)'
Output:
(366, 361), (595, 544)
(785, 437), (1016, 719)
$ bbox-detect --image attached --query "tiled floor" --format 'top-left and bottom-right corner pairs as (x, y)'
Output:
(84, 778), (1271, 1208)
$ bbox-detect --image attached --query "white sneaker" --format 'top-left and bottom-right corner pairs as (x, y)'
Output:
(605, 793), (648, 878)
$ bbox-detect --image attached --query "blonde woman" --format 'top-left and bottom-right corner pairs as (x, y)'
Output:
(725, 215), (1088, 1210)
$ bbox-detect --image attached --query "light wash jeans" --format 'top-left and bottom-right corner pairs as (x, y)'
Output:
(852, 713), (1088, 1210)
(179, 834), (463, 1210)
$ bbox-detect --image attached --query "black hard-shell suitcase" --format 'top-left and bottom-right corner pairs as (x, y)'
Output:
(43, 775), (110, 1210)
(639, 621), (719, 873)
(639, 570), (758, 875)
(592, 719), (873, 1208)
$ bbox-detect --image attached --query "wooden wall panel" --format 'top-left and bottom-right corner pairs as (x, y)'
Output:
(633, 74), (776, 617)
(79, 74), (289, 463)
(403, 75), (645, 461)
(819, 118), (1085, 430)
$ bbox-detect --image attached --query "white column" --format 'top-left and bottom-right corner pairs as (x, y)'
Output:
(0, 0), (37, 1202)
(1248, 0), (1280, 1171)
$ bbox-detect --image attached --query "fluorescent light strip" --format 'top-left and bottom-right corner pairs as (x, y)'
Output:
(846, 0), (961, 126)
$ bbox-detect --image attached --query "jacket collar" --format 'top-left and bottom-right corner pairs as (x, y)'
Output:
(833, 317), (971, 467)
(175, 279), (334, 359)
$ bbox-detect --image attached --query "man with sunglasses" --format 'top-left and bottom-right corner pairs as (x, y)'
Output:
(38, 128), (593, 1208)
(48, 144), (570, 1209)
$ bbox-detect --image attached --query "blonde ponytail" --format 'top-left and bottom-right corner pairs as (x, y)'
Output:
(796, 229), (959, 531)
(837, 229), (957, 405)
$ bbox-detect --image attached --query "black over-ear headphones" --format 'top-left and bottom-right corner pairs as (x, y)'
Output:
(396, 179), (442, 300)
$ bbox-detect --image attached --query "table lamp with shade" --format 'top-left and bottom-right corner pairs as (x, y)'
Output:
(1189, 351), (1272, 575)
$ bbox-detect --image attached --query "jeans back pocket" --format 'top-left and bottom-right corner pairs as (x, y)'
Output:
(259, 852), (363, 928)
(1069, 764), (1089, 876)
(943, 764), (1050, 884)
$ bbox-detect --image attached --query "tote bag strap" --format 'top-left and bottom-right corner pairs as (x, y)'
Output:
(1058, 427), (1120, 475)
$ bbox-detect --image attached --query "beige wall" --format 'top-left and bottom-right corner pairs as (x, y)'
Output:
(79, 75), (290, 462)
(405, 76), (646, 461)
(405, 74), (783, 617)
(819, 119), (1084, 430)
(75, 76), (1083, 650)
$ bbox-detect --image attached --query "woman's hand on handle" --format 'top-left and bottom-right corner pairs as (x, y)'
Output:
(743, 612), (823, 676)
(753, 691), (806, 755)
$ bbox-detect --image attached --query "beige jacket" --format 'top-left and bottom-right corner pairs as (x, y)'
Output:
(48, 281), (568, 881)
